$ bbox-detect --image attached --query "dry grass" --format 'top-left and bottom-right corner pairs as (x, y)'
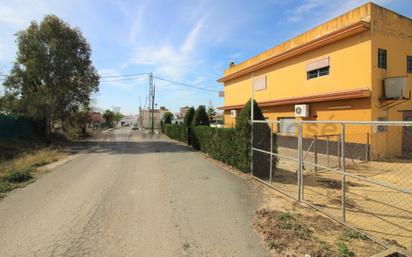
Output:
(254, 209), (337, 256)
(256, 186), (384, 257)
(0, 148), (65, 196)
(254, 209), (383, 257)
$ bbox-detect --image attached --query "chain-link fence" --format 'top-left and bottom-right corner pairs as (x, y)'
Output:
(251, 120), (412, 253)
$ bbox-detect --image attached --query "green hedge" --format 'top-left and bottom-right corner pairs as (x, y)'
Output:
(162, 99), (277, 174)
(192, 126), (243, 169)
(162, 123), (187, 143)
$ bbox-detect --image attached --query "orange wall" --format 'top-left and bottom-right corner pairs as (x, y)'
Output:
(224, 31), (372, 107)
(370, 4), (412, 157)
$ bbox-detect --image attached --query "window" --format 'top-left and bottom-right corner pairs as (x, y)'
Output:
(278, 118), (296, 135)
(307, 66), (329, 80)
(407, 56), (412, 73)
(378, 48), (387, 69)
(253, 76), (267, 91)
(307, 57), (330, 80)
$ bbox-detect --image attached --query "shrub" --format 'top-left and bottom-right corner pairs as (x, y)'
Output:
(184, 107), (195, 127)
(235, 99), (277, 174)
(163, 99), (277, 174)
(192, 105), (209, 126)
(192, 126), (242, 168)
(163, 112), (173, 124)
(162, 123), (187, 143)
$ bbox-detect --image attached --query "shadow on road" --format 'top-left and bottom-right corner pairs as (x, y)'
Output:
(66, 140), (193, 155)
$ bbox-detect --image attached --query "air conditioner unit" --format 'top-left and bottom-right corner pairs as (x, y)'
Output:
(295, 104), (309, 118)
(384, 77), (408, 99)
(230, 110), (237, 118)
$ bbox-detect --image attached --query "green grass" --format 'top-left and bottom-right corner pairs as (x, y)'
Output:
(337, 242), (355, 257)
(2, 168), (33, 183)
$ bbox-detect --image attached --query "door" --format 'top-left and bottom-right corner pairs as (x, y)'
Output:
(402, 111), (412, 158)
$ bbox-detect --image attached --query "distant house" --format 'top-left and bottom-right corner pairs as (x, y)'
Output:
(140, 107), (170, 130)
(174, 106), (189, 124)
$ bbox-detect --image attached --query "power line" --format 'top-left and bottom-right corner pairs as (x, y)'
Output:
(99, 73), (149, 79)
(99, 76), (148, 82)
(153, 75), (219, 92)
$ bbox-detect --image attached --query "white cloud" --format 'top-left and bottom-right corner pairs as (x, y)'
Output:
(130, 17), (206, 81)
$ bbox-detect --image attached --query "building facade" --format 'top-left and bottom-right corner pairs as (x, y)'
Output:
(218, 3), (412, 158)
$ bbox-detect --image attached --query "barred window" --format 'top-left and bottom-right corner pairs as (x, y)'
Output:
(378, 48), (387, 69)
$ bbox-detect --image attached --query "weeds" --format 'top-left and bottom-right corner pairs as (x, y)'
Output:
(3, 168), (33, 183)
(254, 209), (335, 256)
(0, 148), (64, 197)
(337, 242), (355, 257)
(340, 228), (366, 241)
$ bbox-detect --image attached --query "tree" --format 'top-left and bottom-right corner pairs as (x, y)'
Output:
(207, 105), (217, 122)
(192, 105), (210, 126)
(74, 109), (90, 135)
(163, 111), (173, 124)
(103, 110), (114, 128)
(184, 107), (195, 127)
(113, 112), (124, 126)
(1, 15), (99, 139)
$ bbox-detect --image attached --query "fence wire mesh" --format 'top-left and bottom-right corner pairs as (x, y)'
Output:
(251, 120), (412, 253)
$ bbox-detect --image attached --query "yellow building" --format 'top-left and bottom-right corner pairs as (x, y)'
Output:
(218, 3), (412, 159)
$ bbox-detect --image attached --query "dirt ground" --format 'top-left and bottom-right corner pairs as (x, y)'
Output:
(267, 150), (412, 252)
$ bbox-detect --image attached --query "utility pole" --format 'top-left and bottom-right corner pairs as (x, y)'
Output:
(148, 72), (155, 134)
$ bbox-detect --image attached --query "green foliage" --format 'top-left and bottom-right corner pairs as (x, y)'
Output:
(191, 126), (243, 168)
(162, 124), (187, 143)
(184, 107), (195, 127)
(340, 228), (366, 241)
(337, 242), (355, 257)
(113, 112), (124, 125)
(163, 99), (277, 174)
(3, 168), (33, 183)
(192, 105), (209, 126)
(103, 110), (115, 128)
(235, 99), (271, 173)
(1, 15), (99, 138)
(0, 181), (13, 194)
(163, 111), (173, 124)
(207, 106), (217, 122)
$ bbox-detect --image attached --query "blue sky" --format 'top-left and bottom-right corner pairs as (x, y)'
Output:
(0, 0), (411, 115)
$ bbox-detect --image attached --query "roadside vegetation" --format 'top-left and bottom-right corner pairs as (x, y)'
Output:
(0, 14), (102, 197)
(162, 100), (277, 174)
(0, 146), (65, 197)
(254, 209), (381, 257)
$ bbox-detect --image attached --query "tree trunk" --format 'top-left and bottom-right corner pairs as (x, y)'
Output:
(45, 118), (52, 143)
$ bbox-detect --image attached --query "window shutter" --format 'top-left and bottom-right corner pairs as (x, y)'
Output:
(254, 76), (267, 91)
(307, 57), (330, 72)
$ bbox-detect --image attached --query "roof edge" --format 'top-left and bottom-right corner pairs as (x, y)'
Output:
(217, 20), (370, 83)
(218, 88), (371, 110)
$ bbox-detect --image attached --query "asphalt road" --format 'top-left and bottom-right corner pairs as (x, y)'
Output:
(0, 127), (270, 257)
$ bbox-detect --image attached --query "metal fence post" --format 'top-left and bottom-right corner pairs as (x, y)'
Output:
(326, 137), (330, 167)
(341, 124), (346, 224)
(250, 75), (254, 176)
(314, 135), (318, 173)
(366, 132), (370, 161)
(297, 122), (303, 201)
(338, 135), (341, 168)
(270, 122), (273, 184)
